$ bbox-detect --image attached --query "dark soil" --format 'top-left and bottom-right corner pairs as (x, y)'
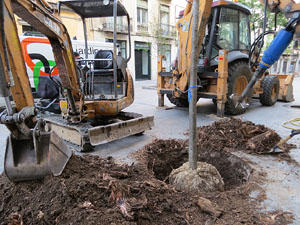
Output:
(192, 117), (296, 163)
(0, 154), (291, 225)
(0, 118), (296, 224)
(142, 139), (250, 190)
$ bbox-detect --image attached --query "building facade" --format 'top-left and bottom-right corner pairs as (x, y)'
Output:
(89, 0), (186, 80)
(15, 0), (187, 81)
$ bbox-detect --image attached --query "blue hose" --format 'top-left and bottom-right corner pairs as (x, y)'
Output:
(259, 29), (294, 69)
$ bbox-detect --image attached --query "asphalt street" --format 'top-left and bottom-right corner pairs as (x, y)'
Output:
(1, 78), (300, 166)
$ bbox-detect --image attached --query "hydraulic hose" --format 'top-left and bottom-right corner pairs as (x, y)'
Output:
(237, 27), (294, 106)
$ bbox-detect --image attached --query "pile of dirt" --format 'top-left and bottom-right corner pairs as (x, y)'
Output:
(0, 154), (291, 225)
(0, 118), (296, 224)
(0, 155), (190, 225)
(192, 117), (296, 162)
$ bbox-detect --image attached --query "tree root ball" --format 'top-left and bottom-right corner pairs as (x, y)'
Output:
(169, 162), (224, 192)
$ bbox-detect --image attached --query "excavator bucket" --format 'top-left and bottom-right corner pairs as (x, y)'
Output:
(4, 129), (72, 182)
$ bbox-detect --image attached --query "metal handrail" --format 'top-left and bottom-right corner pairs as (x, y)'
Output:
(76, 59), (113, 62)
(102, 22), (128, 31)
(159, 24), (176, 37)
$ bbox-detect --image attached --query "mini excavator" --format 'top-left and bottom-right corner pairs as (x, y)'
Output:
(0, 0), (154, 182)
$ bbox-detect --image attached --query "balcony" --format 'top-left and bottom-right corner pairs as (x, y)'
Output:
(137, 23), (148, 33)
(159, 24), (176, 39)
(102, 23), (129, 34)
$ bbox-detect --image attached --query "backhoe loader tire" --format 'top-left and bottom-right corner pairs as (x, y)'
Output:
(167, 94), (200, 107)
(225, 61), (252, 115)
(259, 76), (279, 106)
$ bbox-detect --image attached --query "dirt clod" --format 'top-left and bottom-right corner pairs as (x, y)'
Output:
(169, 162), (224, 192)
(197, 197), (222, 217)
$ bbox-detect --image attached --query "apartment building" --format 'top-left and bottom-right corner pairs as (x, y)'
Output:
(15, 0), (93, 41)
(15, 0), (187, 80)
(90, 0), (186, 80)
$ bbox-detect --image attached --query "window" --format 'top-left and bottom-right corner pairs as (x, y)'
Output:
(106, 39), (127, 59)
(159, 44), (171, 72)
(22, 25), (35, 33)
(217, 8), (239, 50)
(104, 17), (127, 32)
(137, 0), (148, 31)
(117, 41), (127, 59)
(160, 5), (170, 36)
(106, 17), (124, 26)
(137, 8), (148, 24)
(239, 12), (250, 50)
(216, 8), (251, 51)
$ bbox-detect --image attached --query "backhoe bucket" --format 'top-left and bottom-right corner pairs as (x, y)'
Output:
(4, 131), (72, 182)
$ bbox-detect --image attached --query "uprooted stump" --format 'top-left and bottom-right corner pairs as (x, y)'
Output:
(169, 162), (224, 192)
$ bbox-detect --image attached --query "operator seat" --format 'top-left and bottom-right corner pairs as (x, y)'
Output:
(84, 50), (127, 97)
(93, 50), (127, 81)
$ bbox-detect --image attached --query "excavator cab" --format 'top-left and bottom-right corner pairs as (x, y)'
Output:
(199, 1), (251, 72)
(45, 0), (153, 150)
(58, 0), (132, 101)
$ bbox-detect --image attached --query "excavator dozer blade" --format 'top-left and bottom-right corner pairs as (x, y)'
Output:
(4, 131), (72, 182)
(45, 112), (154, 151)
(89, 114), (154, 146)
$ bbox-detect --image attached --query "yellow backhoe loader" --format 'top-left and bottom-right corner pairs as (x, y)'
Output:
(0, 0), (153, 182)
(157, 0), (299, 117)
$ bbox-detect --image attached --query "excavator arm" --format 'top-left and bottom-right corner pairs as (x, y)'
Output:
(265, 0), (300, 39)
(0, 0), (154, 182)
(0, 0), (34, 112)
(0, 0), (77, 182)
(236, 0), (300, 106)
(173, 0), (212, 94)
(1, 0), (81, 119)
(265, 0), (300, 19)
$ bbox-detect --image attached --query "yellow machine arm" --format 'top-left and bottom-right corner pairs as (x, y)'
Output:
(1, 0), (80, 118)
(236, 0), (299, 106)
(0, 0), (75, 183)
(264, 0), (300, 38)
(175, 0), (213, 93)
(0, 0), (153, 182)
(0, 0), (81, 182)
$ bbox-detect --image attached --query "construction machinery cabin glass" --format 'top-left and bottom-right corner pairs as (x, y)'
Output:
(200, 1), (251, 71)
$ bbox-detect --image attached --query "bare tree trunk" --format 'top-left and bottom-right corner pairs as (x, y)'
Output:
(189, 0), (200, 170)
